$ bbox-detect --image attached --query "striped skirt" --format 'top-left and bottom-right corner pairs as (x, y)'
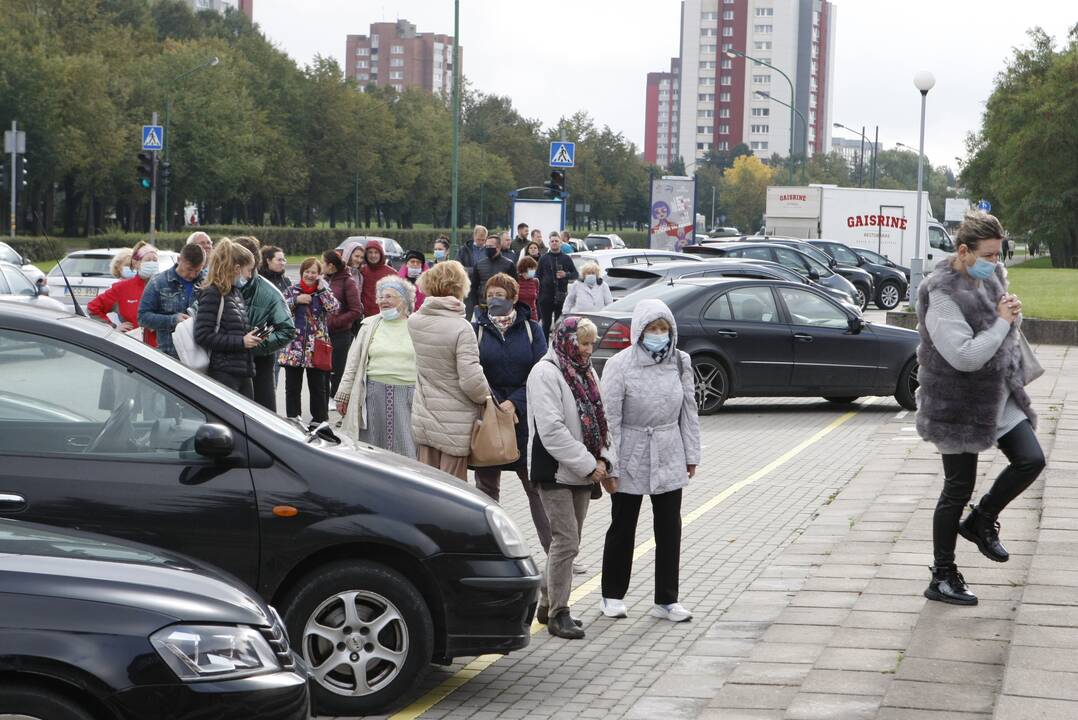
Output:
(360, 379), (417, 459)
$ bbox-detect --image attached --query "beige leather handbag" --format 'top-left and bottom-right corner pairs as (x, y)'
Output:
(469, 396), (520, 467)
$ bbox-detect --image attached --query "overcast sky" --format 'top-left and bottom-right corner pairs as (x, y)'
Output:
(254, 0), (1075, 173)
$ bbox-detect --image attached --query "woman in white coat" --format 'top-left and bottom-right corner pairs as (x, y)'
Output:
(598, 298), (700, 623)
(562, 262), (613, 314)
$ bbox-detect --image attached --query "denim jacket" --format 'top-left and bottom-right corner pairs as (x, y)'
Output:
(138, 268), (197, 358)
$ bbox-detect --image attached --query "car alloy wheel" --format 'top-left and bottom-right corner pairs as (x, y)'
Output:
(303, 590), (409, 698)
(876, 281), (902, 310)
(692, 355), (729, 414)
(854, 286), (869, 311)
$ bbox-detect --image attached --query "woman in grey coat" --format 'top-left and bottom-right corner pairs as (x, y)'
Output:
(598, 299), (700, 623)
(916, 211), (1043, 606)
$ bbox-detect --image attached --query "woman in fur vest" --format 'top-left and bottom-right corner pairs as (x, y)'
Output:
(915, 211), (1044, 606)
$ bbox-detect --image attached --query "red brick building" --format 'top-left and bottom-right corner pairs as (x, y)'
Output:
(345, 19), (460, 96)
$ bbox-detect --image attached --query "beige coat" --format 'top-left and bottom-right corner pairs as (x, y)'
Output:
(333, 314), (385, 439)
(408, 295), (489, 456)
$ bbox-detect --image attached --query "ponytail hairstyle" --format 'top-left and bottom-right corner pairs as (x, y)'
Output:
(205, 237), (255, 296)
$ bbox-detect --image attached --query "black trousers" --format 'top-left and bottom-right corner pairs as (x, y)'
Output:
(602, 489), (683, 605)
(208, 369), (254, 400)
(252, 354), (276, 412)
(284, 366), (328, 424)
(538, 296), (564, 338)
(329, 331), (353, 399)
(933, 420), (1045, 566)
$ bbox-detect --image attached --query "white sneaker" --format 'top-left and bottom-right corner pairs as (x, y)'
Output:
(600, 598), (628, 618)
(572, 561), (587, 575)
(650, 602), (692, 622)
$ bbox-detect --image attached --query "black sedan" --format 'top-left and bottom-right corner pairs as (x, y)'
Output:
(685, 241), (861, 309)
(808, 239), (909, 310)
(604, 258), (859, 310)
(0, 518), (309, 720)
(0, 302), (540, 717)
(582, 278), (919, 414)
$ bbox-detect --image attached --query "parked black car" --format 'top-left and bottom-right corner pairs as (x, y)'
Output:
(581, 278), (919, 414)
(0, 518), (309, 720)
(0, 302), (541, 717)
(685, 242), (861, 309)
(604, 259), (859, 310)
(808, 240), (909, 310)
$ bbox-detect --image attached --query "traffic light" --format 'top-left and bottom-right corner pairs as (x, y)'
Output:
(137, 152), (153, 189)
(15, 155), (27, 188)
(544, 169), (565, 199)
(159, 160), (172, 190)
(0, 160), (6, 193)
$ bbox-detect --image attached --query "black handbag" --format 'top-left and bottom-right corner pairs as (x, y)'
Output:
(530, 417), (559, 485)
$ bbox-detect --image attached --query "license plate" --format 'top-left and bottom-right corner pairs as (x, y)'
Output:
(67, 287), (99, 298)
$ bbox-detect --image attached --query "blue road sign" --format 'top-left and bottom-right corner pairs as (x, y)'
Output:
(142, 125), (164, 152)
(977, 199), (991, 212)
(549, 141), (575, 168)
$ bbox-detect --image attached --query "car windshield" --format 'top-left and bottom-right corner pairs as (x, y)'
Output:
(0, 246), (20, 265)
(49, 254), (114, 278)
(585, 237), (612, 250)
(856, 248), (890, 265)
(606, 283), (700, 313)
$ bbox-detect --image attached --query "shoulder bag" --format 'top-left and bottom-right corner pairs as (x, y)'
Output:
(174, 297), (223, 372)
(469, 396), (520, 467)
(1018, 329), (1044, 385)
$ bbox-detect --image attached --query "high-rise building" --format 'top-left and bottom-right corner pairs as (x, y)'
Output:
(644, 0), (835, 170)
(184, 0), (253, 20)
(345, 20), (460, 96)
(644, 59), (681, 168)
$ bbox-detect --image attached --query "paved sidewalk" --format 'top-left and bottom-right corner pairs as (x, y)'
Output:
(636, 343), (1077, 719)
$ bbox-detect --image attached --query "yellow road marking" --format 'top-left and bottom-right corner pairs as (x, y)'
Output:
(389, 400), (872, 720)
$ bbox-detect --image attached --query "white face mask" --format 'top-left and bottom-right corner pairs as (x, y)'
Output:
(380, 307), (400, 321)
(138, 261), (159, 279)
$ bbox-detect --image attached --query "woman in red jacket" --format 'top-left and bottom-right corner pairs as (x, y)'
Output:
(88, 244), (161, 347)
(359, 240), (398, 318)
(322, 250), (362, 399)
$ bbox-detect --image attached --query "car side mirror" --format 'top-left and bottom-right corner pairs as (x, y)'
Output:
(194, 423), (234, 459)
(808, 269), (820, 281)
(855, 255), (866, 266)
(36, 283), (50, 297)
(847, 316), (865, 335)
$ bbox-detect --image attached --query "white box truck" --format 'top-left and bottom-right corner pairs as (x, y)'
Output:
(764, 185), (955, 268)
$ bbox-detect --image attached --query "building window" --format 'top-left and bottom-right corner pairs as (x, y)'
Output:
(700, 76), (715, 85)
(389, 71), (403, 80)
(701, 11), (718, 19)
(718, 124), (730, 135)
(755, 24), (773, 33)
(753, 74), (771, 83)
(697, 142), (712, 150)
(357, 48), (370, 56)
(390, 58), (404, 67)
(750, 141), (769, 150)
(698, 93), (715, 102)
(701, 27), (718, 36)
(754, 41), (773, 50)
(722, 42), (734, 52)
(752, 107), (770, 117)
(719, 108), (731, 118)
(720, 92), (731, 102)
(699, 110), (714, 119)
(391, 45), (404, 54)
(721, 58), (733, 69)
(717, 141), (730, 151)
(751, 124), (770, 133)
(699, 61), (715, 70)
(723, 10), (735, 20)
(357, 73), (369, 81)
(722, 26), (734, 37)
(356, 60), (368, 68)
(392, 84), (403, 92)
(720, 75), (732, 86)
(755, 7), (774, 16)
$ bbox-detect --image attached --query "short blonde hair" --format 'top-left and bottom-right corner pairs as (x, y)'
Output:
(576, 317), (598, 344)
(110, 249), (134, 278)
(473, 225), (488, 242)
(419, 259), (470, 300)
(580, 261), (601, 277)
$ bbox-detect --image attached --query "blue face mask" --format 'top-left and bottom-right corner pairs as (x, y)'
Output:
(968, 257), (997, 280)
(121, 267), (136, 279)
(235, 275), (248, 289)
(380, 307), (400, 321)
(641, 332), (670, 352)
(434, 249), (447, 261)
(584, 275), (597, 287)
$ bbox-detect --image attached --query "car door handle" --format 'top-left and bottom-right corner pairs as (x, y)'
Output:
(717, 330), (738, 338)
(0, 493), (27, 512)
(793, 333), (814, 343)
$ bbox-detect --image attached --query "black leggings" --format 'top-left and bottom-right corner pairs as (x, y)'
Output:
(538, 297), (563, 338)
(252, 354), (276, 411)
(933, 420), (1045, 566)
(602, 489), (683, 605)
(284, 366), (328, 424)
(329, 331), (353, 399)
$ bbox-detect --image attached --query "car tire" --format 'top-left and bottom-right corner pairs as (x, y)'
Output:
(0, 683), (95, 720)
(875, 280), (902, 310)
(895, 358), (919, 411)
(823, 396), (859, 405)
(281, 560), (433, 718)
(854, 283), (871, 311)
(691, 354), (729, 415)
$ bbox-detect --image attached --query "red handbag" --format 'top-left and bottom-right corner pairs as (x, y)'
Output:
(312, 337), (333, 371)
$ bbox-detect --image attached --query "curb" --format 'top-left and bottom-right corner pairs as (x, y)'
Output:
(885, 310), (1078, 346)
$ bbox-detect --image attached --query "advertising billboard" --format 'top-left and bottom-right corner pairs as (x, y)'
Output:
(649, 176), (696, 251)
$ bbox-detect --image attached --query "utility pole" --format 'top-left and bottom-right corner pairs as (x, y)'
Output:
(149, 112), (159, 243)
(858, 126), (865, 188)
(8, 121), (16, 238)
(871, 125), (879, 189)
(711, 185), (716, 230)
(449, 0), (461, 249)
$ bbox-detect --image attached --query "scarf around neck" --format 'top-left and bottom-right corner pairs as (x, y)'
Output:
(299, 278), (319, 295)
(553, 317), (607, 459)
(490, 308), (516, 335)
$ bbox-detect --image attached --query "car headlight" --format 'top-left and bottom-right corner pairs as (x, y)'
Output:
(485, 505), (530, 558)
(150, 625), (281, 681)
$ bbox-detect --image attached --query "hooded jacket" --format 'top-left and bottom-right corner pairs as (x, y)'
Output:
(407, 295), (490, 456)
(240, 273), (296, 357)
(360, 240), (398, 318)
(562, 276), (613, 314)
(325, 268), (362, 335)
(915, 258), (1036, 452)
(600, 298), (700, 495)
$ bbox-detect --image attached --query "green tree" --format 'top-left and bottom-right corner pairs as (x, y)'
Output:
(720, 155), (774, 232)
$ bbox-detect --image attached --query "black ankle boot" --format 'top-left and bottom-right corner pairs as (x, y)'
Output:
(924, 564), (978, 605)
(958, 504), (1009, 562)
(536, 605), (582, 627)
(548, 610), (586, 639)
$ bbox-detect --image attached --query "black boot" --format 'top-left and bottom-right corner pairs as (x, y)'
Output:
(958, 504), (1009, 562)
(536, 605), (582, 627)
(924, 564), (978, 605)
(548, 609), (586, 639)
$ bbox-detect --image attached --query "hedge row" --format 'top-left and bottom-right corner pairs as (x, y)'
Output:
(2, 236), (67, 264)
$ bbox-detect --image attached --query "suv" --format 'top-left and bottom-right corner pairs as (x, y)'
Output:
(583, 233), (627, 250)
(0, 302), (540, 717)
(808, 240), (909, 310)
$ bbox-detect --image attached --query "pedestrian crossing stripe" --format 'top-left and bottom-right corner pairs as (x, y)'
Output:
(142, 126), (163, 151)
(552, 145), (572, 164)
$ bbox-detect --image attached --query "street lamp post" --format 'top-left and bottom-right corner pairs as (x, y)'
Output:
(833, 122), (878, 189)
(162, 56), (219, 233)
(909, 70), (936, 312)
(449, 0), (461, 250)
(727, 50), (795, 183)
(755, 91), (807, 184)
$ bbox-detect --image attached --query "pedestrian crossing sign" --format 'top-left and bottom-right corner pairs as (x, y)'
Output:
(142, 125), (164, 151)
(549, 141), (575, 168)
